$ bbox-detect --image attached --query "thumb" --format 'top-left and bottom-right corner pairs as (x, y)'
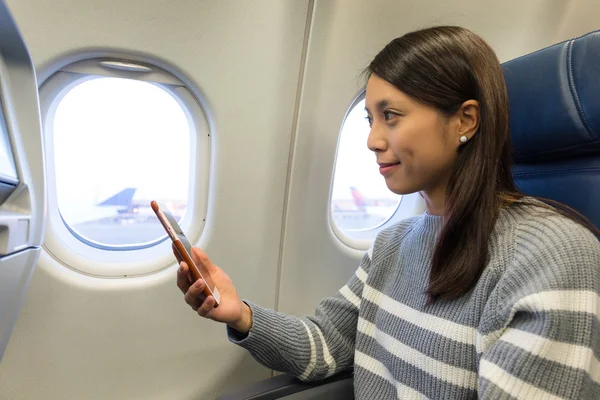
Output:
(191, 247), (218, 273)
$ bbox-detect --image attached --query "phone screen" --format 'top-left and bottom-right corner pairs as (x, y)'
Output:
(151, 201), (220, 305)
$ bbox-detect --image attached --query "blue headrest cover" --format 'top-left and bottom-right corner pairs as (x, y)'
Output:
(502, 30), (600, 162)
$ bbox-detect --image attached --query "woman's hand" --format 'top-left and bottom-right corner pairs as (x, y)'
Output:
(174, 245), (253, 333)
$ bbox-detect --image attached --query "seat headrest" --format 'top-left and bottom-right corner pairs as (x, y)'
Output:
(502, 30), (600, 163)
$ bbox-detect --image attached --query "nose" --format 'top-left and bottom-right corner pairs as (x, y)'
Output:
(367, 121), (386, 153)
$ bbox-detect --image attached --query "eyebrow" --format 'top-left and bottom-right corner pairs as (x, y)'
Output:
(365, 99), (402, 114)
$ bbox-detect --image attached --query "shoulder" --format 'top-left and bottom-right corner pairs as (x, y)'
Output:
(478, 200), (599, 339)
(508, 199), (600, 260)
(496, 199), (600, 296)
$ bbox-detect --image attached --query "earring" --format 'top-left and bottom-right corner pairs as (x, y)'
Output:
(460, 136), (468, 144)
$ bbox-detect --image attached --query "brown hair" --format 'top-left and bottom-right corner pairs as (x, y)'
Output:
(365, 26), (599, 301)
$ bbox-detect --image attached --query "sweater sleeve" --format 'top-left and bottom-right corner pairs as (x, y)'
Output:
(478, 217), (600, 399)
(226, 249), (373, 381)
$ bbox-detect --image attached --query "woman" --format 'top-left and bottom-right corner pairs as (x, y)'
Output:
(176, 26), (600, 399)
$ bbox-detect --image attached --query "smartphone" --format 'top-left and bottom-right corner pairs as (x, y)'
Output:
(151, 201), (220, 307)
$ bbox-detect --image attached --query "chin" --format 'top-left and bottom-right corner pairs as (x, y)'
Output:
(385, 182), (421, 196)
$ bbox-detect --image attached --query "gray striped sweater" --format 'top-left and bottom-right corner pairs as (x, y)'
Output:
(227, 203), (600, 399)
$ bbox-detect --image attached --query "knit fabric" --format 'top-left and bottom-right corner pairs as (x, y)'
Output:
(227, 202), (600, 399)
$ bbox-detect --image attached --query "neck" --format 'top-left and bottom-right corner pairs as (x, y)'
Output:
(421, 186), (447, 216)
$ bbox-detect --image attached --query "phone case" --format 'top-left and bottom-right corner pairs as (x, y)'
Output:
(151, 201), (220, 306)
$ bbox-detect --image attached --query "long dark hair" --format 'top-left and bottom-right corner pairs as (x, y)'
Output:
(366, 26), (599, 301)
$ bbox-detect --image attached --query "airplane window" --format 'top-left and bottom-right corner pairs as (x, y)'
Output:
(53, 77), (190, 248)
(330, 97), (402, 240)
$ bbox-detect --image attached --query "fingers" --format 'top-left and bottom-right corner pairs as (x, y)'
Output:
(184, 278), (208, 310)
(183, 278), (216, 317)
(177, 247), (217, 318)
(197, 296), (215, 317)
(177, 262), (192, 294)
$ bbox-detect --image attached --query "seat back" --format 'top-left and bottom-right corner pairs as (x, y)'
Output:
(503, 30), (600, 228)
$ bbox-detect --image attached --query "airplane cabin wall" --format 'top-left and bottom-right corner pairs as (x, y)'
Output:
(1, 0), (599, 399)
(0, 1), (310, 399)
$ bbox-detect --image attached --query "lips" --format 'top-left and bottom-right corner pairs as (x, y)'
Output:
(378, 162), (400, 175)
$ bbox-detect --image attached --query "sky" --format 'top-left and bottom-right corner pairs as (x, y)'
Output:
(53, 77), (190, 212)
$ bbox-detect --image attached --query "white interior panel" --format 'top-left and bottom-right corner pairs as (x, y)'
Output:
(278, 0), (600, 317)
(0, 0), (46, 367)
(0, 1), (310, 399)
(0, 250), (38, 361)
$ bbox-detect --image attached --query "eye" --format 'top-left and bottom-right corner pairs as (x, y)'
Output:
(365, 116), (373, 127)
(383, 111), (396, 121)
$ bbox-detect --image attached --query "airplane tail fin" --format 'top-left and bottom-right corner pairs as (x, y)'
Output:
(97, 188), (137, 207)
(350, 186), (367, 211)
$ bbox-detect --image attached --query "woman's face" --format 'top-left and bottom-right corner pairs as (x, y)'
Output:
(365, 74), (469, 199)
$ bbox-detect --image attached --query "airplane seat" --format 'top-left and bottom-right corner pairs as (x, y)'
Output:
(507, 29), (600, 229)
(217, 30), (600, 400)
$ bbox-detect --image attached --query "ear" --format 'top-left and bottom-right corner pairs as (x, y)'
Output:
(455, 100), (480, 144)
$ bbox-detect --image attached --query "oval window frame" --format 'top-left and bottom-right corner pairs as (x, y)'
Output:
(39, 57), (211, 278)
